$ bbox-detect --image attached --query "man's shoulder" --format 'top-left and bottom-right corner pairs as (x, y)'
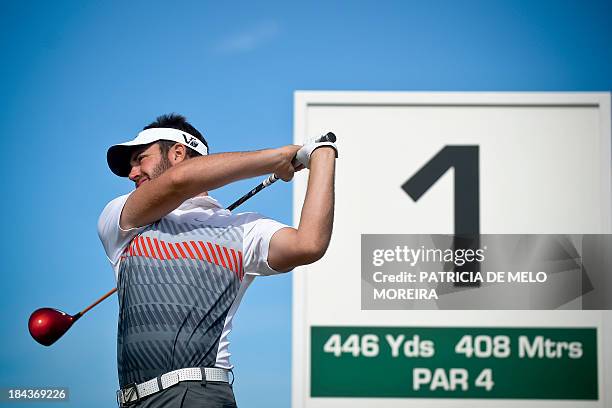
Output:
(232, 211), (290, 237)
(104, 193), (131, 209)
(98, 193), (133, 232)
(107, 193), (131, 206)
(100, 193), (131, 214)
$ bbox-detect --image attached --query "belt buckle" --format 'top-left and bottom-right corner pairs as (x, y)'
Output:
(118, 383), (140, 407)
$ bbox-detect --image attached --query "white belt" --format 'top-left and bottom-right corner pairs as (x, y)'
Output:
(117, 367), (231, 407)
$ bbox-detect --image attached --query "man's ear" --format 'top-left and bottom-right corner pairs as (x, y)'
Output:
(169, 143), (188, 164)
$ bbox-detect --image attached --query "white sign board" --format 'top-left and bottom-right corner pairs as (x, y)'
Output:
(292, 92), (611, 408)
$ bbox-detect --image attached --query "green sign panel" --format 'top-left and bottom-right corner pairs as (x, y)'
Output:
(311, 326), (598, 399)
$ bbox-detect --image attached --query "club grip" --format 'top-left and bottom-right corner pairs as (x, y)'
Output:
(315, 132), (336, 143)
(265, 174), (278, 185)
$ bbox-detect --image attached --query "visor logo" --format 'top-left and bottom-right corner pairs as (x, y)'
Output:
(182, 133), (200, 148)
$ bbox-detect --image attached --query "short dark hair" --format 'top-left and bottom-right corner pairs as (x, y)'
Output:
(143, 113), (209, 158)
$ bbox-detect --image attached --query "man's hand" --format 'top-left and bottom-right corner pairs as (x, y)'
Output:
(273, 145), (303, 181)
(295, 141), (338, 169)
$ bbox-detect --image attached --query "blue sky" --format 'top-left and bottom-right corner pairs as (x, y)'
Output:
(1, 1), (611, 407)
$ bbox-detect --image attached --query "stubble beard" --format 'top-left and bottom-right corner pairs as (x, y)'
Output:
(150, 154), (173, 180)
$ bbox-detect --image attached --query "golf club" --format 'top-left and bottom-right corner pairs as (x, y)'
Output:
(29, 132), (337, 346)
(28, 288), (117, 346)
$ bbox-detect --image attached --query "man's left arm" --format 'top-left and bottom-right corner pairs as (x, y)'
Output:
(267, 147), (336, 272)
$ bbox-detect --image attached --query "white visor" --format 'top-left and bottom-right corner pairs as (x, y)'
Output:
(107, 128), (208, 177)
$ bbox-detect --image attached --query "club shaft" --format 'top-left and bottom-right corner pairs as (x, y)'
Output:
(227, 175), (277, 211)
(77, 287), (118, 317)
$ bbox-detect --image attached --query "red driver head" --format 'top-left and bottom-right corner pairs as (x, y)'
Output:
(28, 308), (78, 346)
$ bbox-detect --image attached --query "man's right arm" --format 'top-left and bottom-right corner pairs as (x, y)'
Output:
(120, 145), (301, 230)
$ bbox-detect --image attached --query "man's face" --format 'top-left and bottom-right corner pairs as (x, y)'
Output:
(128, 143), (172, 188)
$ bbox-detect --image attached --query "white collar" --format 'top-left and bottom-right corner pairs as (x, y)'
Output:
(178, 195), (223, 210)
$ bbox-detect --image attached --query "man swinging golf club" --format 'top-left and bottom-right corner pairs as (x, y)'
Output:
(98, 113), (337, 407)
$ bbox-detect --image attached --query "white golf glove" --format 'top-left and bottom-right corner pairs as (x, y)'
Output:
(295, 141), (338, 169)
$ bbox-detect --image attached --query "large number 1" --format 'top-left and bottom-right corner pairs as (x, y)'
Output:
(401, 145), (480, 235)
(401, 146), (481, 284)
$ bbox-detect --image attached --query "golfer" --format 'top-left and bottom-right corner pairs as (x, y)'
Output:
(98, 114), (337, 407)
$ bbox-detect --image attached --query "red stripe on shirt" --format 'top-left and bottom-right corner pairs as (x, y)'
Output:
(182, 242), (195, 259)
(175, 242), (187, 259)
(207, 242), (220, 264)
(124, 235), (243, 279)
(223, 247), (235, 272)
(153, 238), (165, 260)
(138, 237), (149, 258)
(160, 240), (172, 259)
(215, 244), (228, 268)
(190, 241), (204, 260)
(230, 249), (239, 275)
(167, 242), (179, 259)
(145, 237), (157, 259)
(198, 241), (213, 263)
(238, 251), (244, 279)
